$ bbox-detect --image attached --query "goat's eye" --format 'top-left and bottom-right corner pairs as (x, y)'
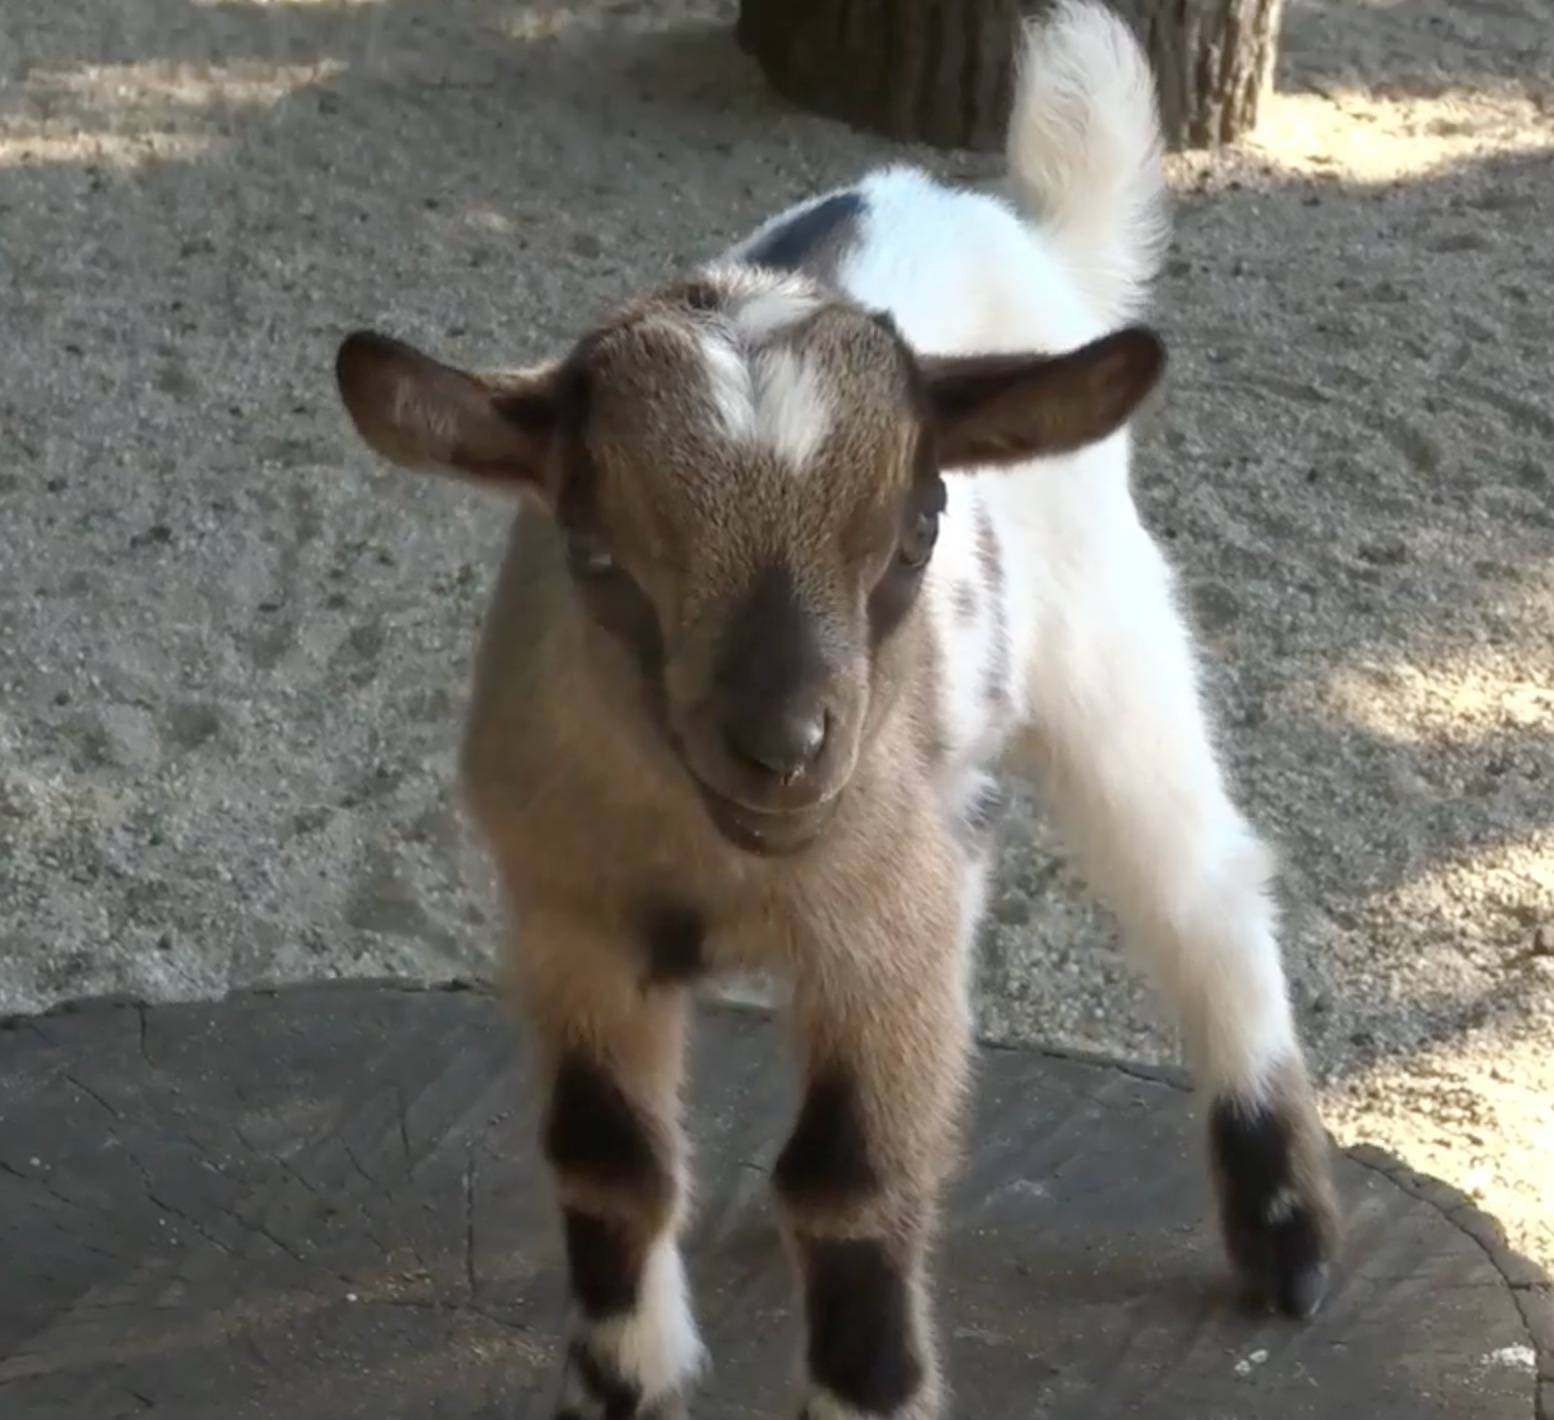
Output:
(899, 510), (939, 569)
(566, 532), (617, 579)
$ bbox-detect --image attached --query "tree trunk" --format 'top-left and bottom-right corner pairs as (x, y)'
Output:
(736, 0), (1286, 152)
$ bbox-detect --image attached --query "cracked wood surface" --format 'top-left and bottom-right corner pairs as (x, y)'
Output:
(0, 982), (1546, 1418)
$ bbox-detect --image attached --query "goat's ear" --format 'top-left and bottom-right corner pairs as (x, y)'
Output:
(335, 331), (559, 499)
(921, 327), (1164, 468)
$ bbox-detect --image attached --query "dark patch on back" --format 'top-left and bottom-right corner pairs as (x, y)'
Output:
(562, 1209), (643, 1318)
(774, 1068), (878, 1208)
(744, 191), (864, 281)
(1209, 1096), (1327, 1311)
(640, 899), (705, 985)
(802, 1237), (922, 1414)
(545, 1053), (664, 1195)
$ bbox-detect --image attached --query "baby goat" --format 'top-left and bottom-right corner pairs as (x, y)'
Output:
(335, 4), (1340, 1415)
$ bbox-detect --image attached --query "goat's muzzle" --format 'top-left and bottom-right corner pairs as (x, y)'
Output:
(694, 779), (840, 858)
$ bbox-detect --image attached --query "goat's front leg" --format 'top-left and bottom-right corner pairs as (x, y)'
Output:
(1024, 542), (1340, 1317)
(519, 916), (704, 1420)
(776, 867), (971, 1420)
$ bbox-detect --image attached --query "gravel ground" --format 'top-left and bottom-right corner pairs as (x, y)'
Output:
(1, 0), (1550, 1269)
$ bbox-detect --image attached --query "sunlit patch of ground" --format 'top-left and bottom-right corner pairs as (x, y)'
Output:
(1315, 639), (1552, 1267)
(1328, 1006), (1554, 1274)
(1163, 40), (1554, 1271)
(0, 60), (340, 168)
(1252, 85), (1554, 182)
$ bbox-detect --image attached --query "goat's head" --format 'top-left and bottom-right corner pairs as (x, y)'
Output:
(335, 269), (1163, 856)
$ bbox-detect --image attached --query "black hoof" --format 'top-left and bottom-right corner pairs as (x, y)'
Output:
(1209, 1095), (1339, 1323)
(1233, 1216), (1332, 1319)
(1274, 1259), (1330, 1320)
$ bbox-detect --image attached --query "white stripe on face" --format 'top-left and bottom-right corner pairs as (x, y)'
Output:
(700, 329), (757, 445)
(729, 284), (823, 343)
(698, 326), (831, 473)
(753, 344), (830, 470)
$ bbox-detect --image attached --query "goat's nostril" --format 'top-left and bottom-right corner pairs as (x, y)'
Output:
(725, 706), (830, 783)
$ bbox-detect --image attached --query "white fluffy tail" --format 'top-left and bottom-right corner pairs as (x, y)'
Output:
(1006, 0), (1168, 325)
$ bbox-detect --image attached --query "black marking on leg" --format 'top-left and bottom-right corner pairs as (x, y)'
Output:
(545, 1053), (663, 1194)
(639, 899), (705, 986)
(563, 1209), (642, 1319)
(803, 1238), (921, 1415)
(744, 191), (864, 277)
(569, 1338), (642, 1420)
(774, 1069), (879, 1208)
(1209, 1096), (1331, 1319)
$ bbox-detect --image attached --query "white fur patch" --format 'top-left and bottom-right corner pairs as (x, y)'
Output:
(1006, 0), (1168, 323)
(922, 487), (1019, 770)
(753, 345), (830, 469)
(698, 328), (830, 471)
(591, 1238), (706, 1403)
(731, 284), (823, 343)
(699, 330), (757, 445)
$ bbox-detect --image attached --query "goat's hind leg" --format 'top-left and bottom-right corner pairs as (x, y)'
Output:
(1025, 550), (1340, 1317)
(520, 915), (704, 1419)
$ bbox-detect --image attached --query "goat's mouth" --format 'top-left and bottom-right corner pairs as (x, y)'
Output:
(694, 781), (839, 857)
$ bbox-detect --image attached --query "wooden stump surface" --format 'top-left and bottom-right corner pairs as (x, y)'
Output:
(1, 983), (1548, 1418)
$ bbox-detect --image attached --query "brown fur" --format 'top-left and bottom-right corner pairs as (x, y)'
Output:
(335, 267), (1166, 1420)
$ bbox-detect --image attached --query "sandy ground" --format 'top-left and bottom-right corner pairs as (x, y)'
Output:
(1, 0), (1551, 1273)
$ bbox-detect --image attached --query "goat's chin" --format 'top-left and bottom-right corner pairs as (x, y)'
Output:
(696, 784), (839, 858)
